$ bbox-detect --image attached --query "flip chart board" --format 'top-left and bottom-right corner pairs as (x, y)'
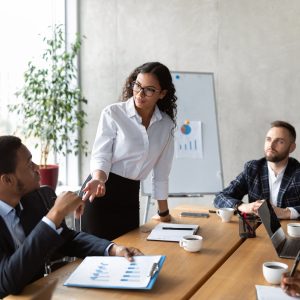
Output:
(141, 72), (223, 196)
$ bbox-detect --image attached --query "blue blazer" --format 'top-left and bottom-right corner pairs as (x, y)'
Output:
(0, 186), (111, 298)
(214, 157), (300, 213)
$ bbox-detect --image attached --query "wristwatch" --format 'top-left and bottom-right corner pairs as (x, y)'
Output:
(157, 209), (169, 217)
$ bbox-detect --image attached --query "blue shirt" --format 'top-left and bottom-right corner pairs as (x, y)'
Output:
(0, 199), (112, 255)
(0, 200), (26, 248)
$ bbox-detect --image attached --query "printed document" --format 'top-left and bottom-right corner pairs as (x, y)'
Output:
(64, 255), (165, 290)
(256, 285), (294, 299)
(147, 222), (199, 242)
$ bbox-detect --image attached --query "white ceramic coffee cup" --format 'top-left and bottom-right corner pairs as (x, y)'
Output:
(216, 208), (234, 222)
(179, 235), (203, 252)
(262, 262), (288, 284)
(287, 223), (300, 238)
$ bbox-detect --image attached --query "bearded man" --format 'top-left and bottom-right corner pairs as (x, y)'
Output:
(214, 120), (300, 219)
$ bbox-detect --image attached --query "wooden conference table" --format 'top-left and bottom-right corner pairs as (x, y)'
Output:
(6, 205), (244, 300)
(191, 220), (294, 300)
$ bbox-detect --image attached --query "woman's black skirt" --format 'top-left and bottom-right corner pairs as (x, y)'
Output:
(79, 172), (140, 240)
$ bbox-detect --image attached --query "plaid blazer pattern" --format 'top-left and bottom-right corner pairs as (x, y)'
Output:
(214, 157), (300, 213)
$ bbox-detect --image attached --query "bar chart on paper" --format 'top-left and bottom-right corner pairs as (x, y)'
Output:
(64, 256), (165, 290)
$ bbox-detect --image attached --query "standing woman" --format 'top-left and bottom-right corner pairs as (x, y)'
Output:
(80, 62), (177, 240)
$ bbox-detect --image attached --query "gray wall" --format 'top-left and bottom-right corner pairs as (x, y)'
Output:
(79, 0), (300, 210)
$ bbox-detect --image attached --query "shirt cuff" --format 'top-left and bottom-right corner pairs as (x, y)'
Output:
(287, 207), (299, 219)
(105, 243), (115, 256)
(90, 161), (110, 179)
(152, 180), (168, 200)
(42, 216), (63, 234)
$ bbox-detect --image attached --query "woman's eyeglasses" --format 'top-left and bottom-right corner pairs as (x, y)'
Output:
(131, 81), (160, 97)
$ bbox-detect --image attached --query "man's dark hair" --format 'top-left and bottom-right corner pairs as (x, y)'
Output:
(0, 136), (22, 174)
(271, 120), (296, 142)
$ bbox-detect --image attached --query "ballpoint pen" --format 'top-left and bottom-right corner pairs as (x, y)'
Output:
(290, 249), (300, 276)
(242, 213), (255, 234)
(236, 209), (255, 236)
(162, 227), (194, 230)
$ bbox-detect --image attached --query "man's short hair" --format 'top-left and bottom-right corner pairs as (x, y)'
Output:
(271, 120), (296, 142)
(0, 136), (22, 174)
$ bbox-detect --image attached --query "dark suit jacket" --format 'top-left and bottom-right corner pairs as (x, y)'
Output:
(214, 157), (300, 213)
(0, 186), (111, 298)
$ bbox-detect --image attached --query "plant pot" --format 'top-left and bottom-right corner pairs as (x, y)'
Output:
(39, 164), (59, 190)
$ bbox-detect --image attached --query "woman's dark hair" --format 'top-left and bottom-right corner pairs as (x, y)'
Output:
(0, 135), (22, 174)
(121, 62), (177, 126)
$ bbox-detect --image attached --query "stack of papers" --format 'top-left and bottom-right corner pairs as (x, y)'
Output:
(255, 285), (294, 299)
(64, 255), (165, 290)
(147, 222), (199, 242)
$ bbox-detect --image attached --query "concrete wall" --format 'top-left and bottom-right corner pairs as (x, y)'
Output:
(78, 0), (300, 214)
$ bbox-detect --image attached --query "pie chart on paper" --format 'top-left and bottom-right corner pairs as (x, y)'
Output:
(180, 123), (192, 135)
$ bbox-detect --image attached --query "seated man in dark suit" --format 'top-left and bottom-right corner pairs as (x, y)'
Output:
(214, 120), (300, 219)
(0, 135), (143, 298)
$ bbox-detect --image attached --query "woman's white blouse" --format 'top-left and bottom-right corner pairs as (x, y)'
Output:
(90, 97), (174, 200)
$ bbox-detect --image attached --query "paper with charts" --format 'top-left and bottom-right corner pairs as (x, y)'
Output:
(147, 222), (199, 242)
(64, 255), (165, 290)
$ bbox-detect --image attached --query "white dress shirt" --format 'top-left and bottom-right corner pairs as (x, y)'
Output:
(90, 97), (174, 200)
(267, 163), (299, 219)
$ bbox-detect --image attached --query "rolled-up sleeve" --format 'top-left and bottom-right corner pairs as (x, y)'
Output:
(152, 133), (174, 200)
(90, 108), (117, 177)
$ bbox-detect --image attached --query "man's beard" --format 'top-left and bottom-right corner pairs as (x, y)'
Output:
(16, 178), (26, 194)
(265, 148), (290, 163)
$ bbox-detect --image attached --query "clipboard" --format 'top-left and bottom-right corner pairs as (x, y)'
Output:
(64, 255), (165, 290)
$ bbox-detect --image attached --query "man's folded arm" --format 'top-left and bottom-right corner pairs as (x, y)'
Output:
(0, 222), (65, 297)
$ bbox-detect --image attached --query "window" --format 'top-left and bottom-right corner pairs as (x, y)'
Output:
(0, 0), (80, 187)
(0, 0), (65, 132)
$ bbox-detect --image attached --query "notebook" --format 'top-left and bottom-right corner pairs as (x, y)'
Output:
(147, 222), (199, 242)
(64, 255), (165, 290)
(255, 285), (294, 300)
(258, 200), (300, 259)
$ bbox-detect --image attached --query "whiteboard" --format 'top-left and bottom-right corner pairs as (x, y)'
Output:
(141, 72), (223, 196)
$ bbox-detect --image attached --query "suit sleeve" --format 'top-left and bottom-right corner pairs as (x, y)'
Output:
(0, 221), (66, 297)
(214, 162), (250, 208)
(56, 226), (111, 258)
(0, 221), (111, 297)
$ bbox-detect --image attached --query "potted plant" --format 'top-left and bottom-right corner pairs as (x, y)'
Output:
(9, 24), (88, 190)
